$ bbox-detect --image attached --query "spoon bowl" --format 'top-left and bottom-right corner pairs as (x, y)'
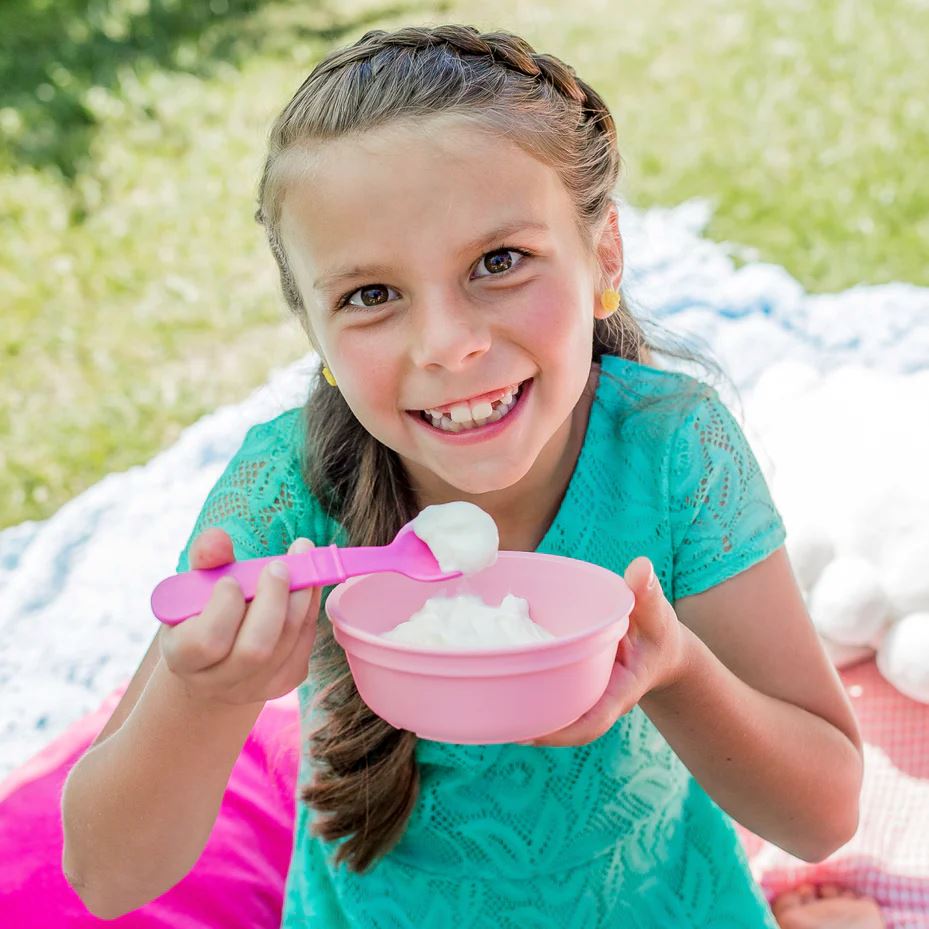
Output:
(150, 519), (462, 625)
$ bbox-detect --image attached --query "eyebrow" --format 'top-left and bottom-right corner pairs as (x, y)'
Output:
(312, 220), (551, 292)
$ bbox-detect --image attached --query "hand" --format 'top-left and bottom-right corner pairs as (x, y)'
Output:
(158, 528), (321, 708)
(525, 557), (688, 747)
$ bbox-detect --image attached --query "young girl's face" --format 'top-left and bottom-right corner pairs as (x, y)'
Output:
(280, 116), (612, 500)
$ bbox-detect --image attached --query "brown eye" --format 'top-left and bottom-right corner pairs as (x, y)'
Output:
(358, 285), (389, 306)
(341, 284), (397, 309)
(483, 249), (514, 274)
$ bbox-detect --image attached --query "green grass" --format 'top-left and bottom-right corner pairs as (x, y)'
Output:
(2, 0), (928, 529)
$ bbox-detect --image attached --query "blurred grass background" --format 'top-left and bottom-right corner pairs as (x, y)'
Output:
(2, 0), (928, 530)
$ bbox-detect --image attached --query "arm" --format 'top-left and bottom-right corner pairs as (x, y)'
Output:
(62, 529), (319, 918)
(531, 549), (863, 863)
(61, 653), (265, 919)
(640, 549), (863, 861)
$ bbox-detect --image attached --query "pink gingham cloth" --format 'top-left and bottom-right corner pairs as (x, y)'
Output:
(738, 658), (929, 929)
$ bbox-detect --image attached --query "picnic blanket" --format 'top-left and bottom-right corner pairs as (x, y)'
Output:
(2, 659), (928, 927)
(3, 200), (929, 925)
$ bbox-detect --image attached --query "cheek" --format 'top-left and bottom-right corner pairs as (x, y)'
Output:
(334, 333), (400, 415)
(517, 278), (592, 353)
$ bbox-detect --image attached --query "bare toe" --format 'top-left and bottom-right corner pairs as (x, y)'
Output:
(772, 890), (802, 916)
(772, 894), (885, 929)
(795, 882), (817, 904)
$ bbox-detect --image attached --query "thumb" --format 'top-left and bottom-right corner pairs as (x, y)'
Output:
(190, 527), (235, 570)
(623, 557), (668, 633)
(624, 555), (659, 599)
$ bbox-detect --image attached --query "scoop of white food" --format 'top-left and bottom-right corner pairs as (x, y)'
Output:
(412, 501), (499, 574)
(382, 594), (554, 649)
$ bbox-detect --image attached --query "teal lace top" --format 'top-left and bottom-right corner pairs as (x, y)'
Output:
(175, 355), (786, 928)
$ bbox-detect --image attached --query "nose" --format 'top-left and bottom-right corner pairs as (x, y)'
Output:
(408, 292), (491, 371)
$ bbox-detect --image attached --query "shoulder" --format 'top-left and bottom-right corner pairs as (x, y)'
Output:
(237, 406), (304, 455)
(216, 406), (307, 504)
(596, 354), (722, 451)
(595, 355), (762, 507)
(175, 405), (335, 569)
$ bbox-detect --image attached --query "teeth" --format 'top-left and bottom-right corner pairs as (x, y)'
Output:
(449, 404), (472, 424)
(422, 382), (524, 432)
(422, 382), (521, 420)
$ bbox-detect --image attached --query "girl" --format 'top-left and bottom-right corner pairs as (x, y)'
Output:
(62, 24), (867, 929)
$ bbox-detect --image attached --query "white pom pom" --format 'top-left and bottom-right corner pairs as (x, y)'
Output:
(809, 556), (891, 647)
(876, 613), (929, 704)
(785, 523), (835, 593)
(879, 529), (929, 617)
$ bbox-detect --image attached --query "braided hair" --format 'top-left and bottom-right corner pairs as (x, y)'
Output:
(255, 24), (649, 873)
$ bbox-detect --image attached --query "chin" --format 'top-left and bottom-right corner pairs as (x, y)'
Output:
(437, 457), (534, 497)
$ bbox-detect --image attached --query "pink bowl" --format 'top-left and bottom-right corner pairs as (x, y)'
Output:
(326, 551), (634, 744)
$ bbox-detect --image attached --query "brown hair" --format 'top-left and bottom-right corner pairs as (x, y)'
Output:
(255, 24), (655, 874)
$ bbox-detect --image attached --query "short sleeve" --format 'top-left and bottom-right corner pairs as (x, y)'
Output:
(174, 410), (309, 574)
(668, 389), (785, 600)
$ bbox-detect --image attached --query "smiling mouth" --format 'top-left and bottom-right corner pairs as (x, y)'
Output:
(415, 380), (529, 433)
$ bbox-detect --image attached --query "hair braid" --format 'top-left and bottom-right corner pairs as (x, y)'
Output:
(301, 25), (615, 140)
(255, 23), (646, 874)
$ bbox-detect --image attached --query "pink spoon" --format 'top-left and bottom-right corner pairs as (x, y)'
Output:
(150, 520), (463, 625)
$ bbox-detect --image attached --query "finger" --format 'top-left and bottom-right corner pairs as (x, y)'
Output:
(279, 538), (317, 637)
(229, 557), (292, 670)
(275, 540), (320, 659)
(530, 702), (617, 747)
(529, 657), (636, 747)
(282, 589), (319, 656)
(268, 604), (319, 695)
(162, 574), (246, 674)
(190, 527), (235, 570)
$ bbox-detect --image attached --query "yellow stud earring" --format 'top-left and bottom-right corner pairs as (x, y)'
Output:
(321, 365), (337, 387)
(600, 288), (621, 315)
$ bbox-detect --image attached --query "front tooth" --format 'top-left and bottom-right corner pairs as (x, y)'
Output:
(449, 404), (472, 424)
(471, 400), (493, 420)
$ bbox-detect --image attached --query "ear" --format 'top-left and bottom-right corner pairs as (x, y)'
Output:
(593, 202), (624, 320)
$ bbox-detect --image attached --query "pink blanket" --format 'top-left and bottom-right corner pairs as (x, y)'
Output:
(2, 661), (927, 926)
(0, 689), (300, 927)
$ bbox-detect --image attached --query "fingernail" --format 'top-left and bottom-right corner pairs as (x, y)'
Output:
(269, 560), (289, 580)
(647, 565), (658, 590)
(219, 576), (240, 594)
(290, 537), (313, 554)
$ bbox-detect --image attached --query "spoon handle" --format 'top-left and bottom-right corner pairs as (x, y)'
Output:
(151, 545), (353, 625)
